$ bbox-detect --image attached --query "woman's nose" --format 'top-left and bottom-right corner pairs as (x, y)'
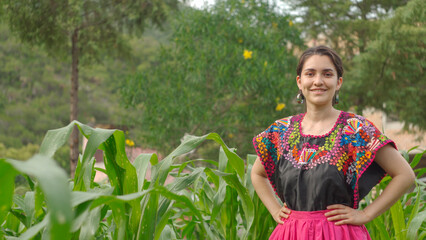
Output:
(313, 75), (323, 85)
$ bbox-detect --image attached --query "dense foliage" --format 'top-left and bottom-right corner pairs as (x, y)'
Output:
(0, 22), (167, 171)
(122, 0), (304, 156)
(288, 0), (425, 129)
(0, 0), (179, 175)
(346, 0), (426, 129)
(0, 124), (424, 239)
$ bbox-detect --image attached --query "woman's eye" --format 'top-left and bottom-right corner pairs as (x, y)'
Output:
(324, 73), (333, 77)
(306, 72), (314, 77)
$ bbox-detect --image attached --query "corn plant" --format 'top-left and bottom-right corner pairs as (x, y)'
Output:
(361, 148), (426, 240)
(0, 121), (275, 239)
(1, 122), (424, 239)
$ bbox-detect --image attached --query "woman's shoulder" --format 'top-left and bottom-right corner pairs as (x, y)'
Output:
(338, 111), (379, 130)
(272, 113), (304, 130)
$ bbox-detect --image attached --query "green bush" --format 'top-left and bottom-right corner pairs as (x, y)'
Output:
(0, 143), (39, 160)
(0, 122), (424, 239)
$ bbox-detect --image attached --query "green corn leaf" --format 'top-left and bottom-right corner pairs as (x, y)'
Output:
(18, 216), (49, 240)
(407, 210), (426, 240)
(39, 122), (75, 158)
(7, 155), (72, 240)
(218, 147), (228, 173)
(222, 173), (255, 239)
(79, 206), (102, 240)
(407, 186), (421, 228)
(94, 167), (107, 175)
(158, 224), (177, 240)
(71, 201), (92, 232)
(417, 231), (426, 240)
(208, 134), (244, 179)
(74, 125), (115, 191)
(410, 150), (425, 169)
(204, 168), (220, 188)
(168, 167), (204, 192)
(414, 168), (426, 178)
(390, 199), (406, 240)
(245, 154), (257, 196)
(371, 216), (391, 240)
(9, 208), (26, 228)
(24, 174), (35, 191)
(133, 153), (157, 191)
(181, 221), (196, 239)
(138, 192), (159, 240)
(23, 192), (35, 228)
(154, 204), (175, 240)
(34, 185), (44, 219)
(0, 159), (17, 224)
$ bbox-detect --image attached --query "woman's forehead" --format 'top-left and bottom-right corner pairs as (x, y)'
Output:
(303, 55), (336, 71)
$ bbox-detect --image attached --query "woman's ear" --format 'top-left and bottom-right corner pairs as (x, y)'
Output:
(337, 77), (343, 90)
(296, 75), (301, 88)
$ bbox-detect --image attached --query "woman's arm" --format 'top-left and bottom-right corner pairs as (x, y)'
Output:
(325, 144), (415, 225)
(251, 157), (291, 224)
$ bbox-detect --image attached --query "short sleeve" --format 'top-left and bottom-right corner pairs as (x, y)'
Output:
(345, 117), (397, 208)
(252, 121), (283, 194)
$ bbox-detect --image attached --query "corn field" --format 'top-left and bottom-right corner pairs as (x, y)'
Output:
(0, 122), (425, 239)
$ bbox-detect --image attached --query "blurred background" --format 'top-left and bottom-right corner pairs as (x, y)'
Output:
(0, 0), (424, 176)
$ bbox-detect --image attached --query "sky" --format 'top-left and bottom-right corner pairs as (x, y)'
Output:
(188, 0), (215, 9)
(188, 0), (290, 11)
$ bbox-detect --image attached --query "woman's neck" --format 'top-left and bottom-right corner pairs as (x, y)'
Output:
(304, 105), (339, 123)
(300, 106), (341, 136)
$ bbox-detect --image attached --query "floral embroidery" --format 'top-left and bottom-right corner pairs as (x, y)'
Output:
(253, 111), (396, 209)
(297, 148), (316, 165)
(324, 129), (338, 150)
(288, 122), (301, 148)
(344, 118), (362, 135)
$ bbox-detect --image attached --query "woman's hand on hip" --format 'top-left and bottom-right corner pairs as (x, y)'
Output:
(272, 202), (291, 224)
(325, 204), (372, 226)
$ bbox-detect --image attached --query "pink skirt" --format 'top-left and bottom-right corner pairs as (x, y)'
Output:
(269, 210), (371, 240)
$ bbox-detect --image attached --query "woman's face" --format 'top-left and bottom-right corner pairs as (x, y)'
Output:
(296, 55), (343, 107)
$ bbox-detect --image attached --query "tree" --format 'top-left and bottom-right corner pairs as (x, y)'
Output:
(287, 0), (425, 130)
(288, 0), (408, 62)
(1, 0), (178, 175)
(122, 0), (303, 156)
(346, 0), (425, 129)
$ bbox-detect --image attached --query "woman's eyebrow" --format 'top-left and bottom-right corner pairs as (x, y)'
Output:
(303, 68), (335, 72)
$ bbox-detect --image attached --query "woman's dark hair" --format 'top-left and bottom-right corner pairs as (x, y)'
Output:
(296, 46), (344, 78)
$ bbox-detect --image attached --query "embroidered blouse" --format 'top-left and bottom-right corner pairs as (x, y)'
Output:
(253, 111), (396, 211)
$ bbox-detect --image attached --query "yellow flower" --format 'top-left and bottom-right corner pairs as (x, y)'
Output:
(275, 103), (286, 111)
(243, 49), (253, 59)
(241, 0), (245, 3)
(238, 38), (243, 43)
(264, 61), (268, 67)
(289, 20), (293, 27)
(125, 139), (135, 147)
(272, 22), (278, 29)
(228, 133), (234, 139)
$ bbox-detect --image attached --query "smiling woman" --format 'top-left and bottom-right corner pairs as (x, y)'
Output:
(251, 46), (415, 239)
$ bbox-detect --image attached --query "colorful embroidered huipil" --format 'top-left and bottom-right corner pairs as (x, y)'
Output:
(253, 111), (396, 211)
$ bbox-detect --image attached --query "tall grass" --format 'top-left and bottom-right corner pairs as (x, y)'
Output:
(0, 122), (424, 239)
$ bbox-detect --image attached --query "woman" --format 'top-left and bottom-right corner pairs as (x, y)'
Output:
(251, 46), (415, 239)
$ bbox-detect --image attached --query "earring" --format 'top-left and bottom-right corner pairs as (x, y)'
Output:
(333, 91), (340, 105)
(297, 90), (304, 104)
